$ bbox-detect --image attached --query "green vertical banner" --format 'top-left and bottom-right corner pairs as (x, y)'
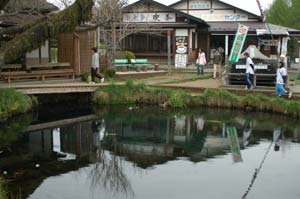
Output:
(229, 24), (249, 63)
(226, 127), (243, 163)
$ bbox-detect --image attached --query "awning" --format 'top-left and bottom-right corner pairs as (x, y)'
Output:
(209, 22), (300, 36)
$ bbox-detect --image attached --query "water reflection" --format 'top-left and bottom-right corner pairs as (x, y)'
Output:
(1, 107), (300, 199)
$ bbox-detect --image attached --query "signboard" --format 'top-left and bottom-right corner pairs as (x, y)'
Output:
(199, 14), (248, 22)
(229, 24), (249, 63)
(281, 37), (289, 56)
(258, 39), (278, 46)
(175, 54), (187, 68)
(226, 127), (242, 163)
(176, 36), (188, 54)
(189, 0), (210, 9)
(236, 65), (268, 70)
(123, 13), (176, 23)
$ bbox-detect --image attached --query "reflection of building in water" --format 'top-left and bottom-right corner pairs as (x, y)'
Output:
(103, 114), (245, 165)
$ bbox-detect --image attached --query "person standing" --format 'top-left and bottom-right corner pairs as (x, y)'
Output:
(276, 57), (287, 97)
(278, 54), (292, 98)
(91, 47), (104, 83)
(244, 52), (255, 90)
(213, 49), (222, 79)
(196, 48), (206, 75)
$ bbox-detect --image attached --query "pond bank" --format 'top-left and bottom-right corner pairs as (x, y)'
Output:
(93, 81), (300, 118)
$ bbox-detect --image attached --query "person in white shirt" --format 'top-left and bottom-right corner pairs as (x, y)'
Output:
(91, 47), (104, 83)
(278, 54), (292, 98)
(244, 52), (255, 90)
(276, 57), (287, 96)
(196, 48), (206, 75)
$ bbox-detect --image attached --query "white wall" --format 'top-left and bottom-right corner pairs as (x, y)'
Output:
(26, 40), (49, 59)
(175, 29), (188, 36)
(171, 0), (260, 22)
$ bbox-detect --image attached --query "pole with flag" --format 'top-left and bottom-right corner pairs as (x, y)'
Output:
(228, 24), (249, 63)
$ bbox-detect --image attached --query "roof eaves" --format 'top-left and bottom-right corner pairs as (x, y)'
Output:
(123, 0), (208, 27)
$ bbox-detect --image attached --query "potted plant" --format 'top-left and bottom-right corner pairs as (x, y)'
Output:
(154, 64), (159, 71)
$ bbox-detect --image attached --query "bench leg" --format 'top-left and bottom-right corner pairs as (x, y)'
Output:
(42, 75), (45, 81)
(8, 77), (11, 84)
(72, 73), (75, 80)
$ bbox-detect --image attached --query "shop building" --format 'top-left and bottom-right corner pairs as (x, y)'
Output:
(123, 0), (300, 66)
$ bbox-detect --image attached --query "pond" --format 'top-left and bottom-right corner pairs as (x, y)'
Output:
(1, 106), (300, 199)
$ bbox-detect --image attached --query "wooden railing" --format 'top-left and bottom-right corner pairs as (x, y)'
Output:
(224, 72), (276, 87)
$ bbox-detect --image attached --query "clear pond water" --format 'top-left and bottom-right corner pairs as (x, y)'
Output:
(1, 106), (300, 199)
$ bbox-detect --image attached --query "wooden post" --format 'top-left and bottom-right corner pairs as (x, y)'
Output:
(73, 33), (79, 75)
(225, 34), (229, 63)
(167, 29), (172, 74)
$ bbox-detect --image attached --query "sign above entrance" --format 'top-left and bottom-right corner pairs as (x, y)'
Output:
(123, 13), (176, 23)
(199, 14), (248, 22)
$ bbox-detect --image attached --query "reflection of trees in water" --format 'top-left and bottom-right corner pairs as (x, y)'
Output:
(88, 136), (134, 198)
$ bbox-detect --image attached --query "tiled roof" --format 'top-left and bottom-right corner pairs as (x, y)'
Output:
(4, 0), (58, 13)
(0, 12), (45, 27)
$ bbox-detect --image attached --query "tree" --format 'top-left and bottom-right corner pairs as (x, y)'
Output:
(0, 0), (94, 65)
(0, 0), (10, 10)
(266, 0), (300, 29)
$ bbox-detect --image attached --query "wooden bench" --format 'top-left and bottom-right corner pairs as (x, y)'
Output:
(131, 59), (152, 71)
(131, 59), (151, 67)
(0, 69), (75, 83)
(224, 72), (276, 87)
(0, 64), (22, 72)
(112, 59), (132, 71)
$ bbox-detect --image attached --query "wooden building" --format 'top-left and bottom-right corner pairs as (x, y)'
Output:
(123, 0), (300, 65)
(122, 0), (209, 65)
(58, 28), (97, 75)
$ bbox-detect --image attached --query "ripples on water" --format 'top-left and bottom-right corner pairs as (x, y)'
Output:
(1, 106), (300, 199)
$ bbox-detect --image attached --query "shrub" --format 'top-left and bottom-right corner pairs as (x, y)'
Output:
(167, 94), (186, 108)
(124, 51), (136, 61)
(104, 67), (116, 79)
(0, 88), (34, 120)
(81, 72), (91, 83)
(0, 178), (7, 199)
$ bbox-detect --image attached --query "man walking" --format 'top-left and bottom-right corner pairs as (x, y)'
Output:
(91, 47), (104, 84)
(244, 52), (255, 90)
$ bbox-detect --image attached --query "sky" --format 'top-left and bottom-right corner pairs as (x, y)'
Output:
(48, 0), (275, 15)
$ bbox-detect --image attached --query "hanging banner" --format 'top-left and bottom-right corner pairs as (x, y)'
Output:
(229, 24), (249, 63)
(226, 127), (243, 163)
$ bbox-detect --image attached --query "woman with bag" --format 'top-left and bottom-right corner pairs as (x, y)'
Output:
(196, 48), (206, 75)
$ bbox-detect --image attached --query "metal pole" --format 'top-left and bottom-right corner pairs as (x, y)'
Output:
(167, 29), (171, 74)
(225, 34), (229, 64)
(298, 41), (300, 74)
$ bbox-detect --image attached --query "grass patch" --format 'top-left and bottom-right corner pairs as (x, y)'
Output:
(94, 82), (300, 118)
(0, 88), (36, 121)
(0, 178), (7, 199)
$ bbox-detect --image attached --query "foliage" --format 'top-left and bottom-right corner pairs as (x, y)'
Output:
(266, 0), (300, 29)
(104, 67), (116, 78)
(0, 0), (94, 64)
(0, 114), (32, 148)
(167, 94), (186, 108)
(81, 72), (91, 83)
(124, 51), (136, 63)
(0, 178), (7, 199)
(93, 84), (300, 118)
(0, 88), (35, 120)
